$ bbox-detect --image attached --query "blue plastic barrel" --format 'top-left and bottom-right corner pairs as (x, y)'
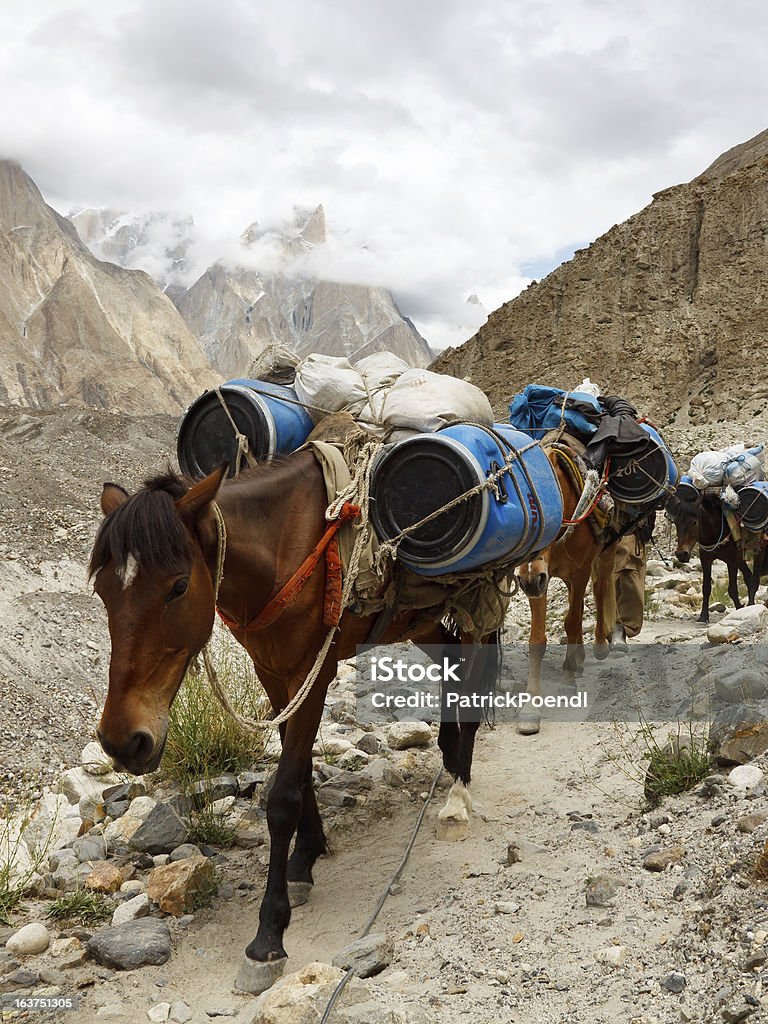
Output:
(738, 480), (768, 531)
(369, 423), (564, 576)
(675, 474), (700, 504)
(177, 379), (314, 479)
(606, 423), (679, 506)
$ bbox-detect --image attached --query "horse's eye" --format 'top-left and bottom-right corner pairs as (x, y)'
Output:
(167, 577), (189, 602)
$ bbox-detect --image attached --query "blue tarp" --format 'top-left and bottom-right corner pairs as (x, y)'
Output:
(508, 384), (601, 439)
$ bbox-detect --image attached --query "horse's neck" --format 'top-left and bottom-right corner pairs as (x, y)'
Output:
(701, 503), (724, 543)
(211, 452), (327, 620)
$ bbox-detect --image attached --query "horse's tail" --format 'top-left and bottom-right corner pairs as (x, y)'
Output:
(440, 621), (503, 727)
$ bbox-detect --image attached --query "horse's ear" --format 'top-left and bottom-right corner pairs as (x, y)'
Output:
(175, 465), (226, 521)
(101, 483), (129, 516)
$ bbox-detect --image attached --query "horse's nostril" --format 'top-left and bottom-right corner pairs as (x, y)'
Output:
(126, 730), (155, 766)
(537, 572), (548, 590)
(97, 728), (118, 760)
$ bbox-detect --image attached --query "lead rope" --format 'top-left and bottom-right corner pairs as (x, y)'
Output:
(320, 767), (442, 1023)
(202, 469), (374, 731)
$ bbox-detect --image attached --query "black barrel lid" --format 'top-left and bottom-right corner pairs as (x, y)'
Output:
(370, 437), (483, 564)
(607, 444), (668, 505)
(177, 385), (271, 479)
(739, 487), (768, 531)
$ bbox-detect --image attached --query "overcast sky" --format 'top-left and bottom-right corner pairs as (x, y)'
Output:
(2, 0), (767, 348)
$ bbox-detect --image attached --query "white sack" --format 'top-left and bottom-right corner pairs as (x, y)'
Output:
(690, 450), (729, 489)
(377, 369), (494, 433)
(294, 354), (369, 423)
(723, 446), (765, 488)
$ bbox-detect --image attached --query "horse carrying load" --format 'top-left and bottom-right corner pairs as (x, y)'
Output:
(92, 352), (680, 993)
(667, 444), (768, 621)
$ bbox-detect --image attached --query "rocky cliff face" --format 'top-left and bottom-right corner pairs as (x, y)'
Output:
(74, 202), (432, 378)
(431, 130), (768, 428)
(174, 204), (432, 377)
(0, 162), (217, 413)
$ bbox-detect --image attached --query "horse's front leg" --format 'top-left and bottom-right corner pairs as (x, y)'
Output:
(728, 557), (743, 610)
(437, 633), (498, 839)
(742, 557), (757, 606)
(237, 677), (329, 994)
(698, 557), (712, 622)
(563, 569), (589, 679)
(520, 594), (546, 735)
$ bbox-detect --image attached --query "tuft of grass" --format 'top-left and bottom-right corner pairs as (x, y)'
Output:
(186, 801), (237, 849)
(753, 841), (768, 882)
(1, 794), (54, 924)
(642, 726), (713, 806)
(46, 889), (114, 925)
(604, 714), (712, 808)
(163, 640), (270, 785)
(190, 869), (219, 911)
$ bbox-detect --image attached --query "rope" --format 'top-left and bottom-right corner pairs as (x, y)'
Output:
(320, 767), (442, 1023)
(698, 513), (728, 553)
(201, 450), (377, 733)
(213, 387), (258, 475)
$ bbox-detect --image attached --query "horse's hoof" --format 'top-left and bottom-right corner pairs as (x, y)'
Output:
(593, 641), (610, 661)
(235, 954), (288, 995)
(517, 714), (541, 736)
(436, 816), (470, 842)
(287, 881), (313, 908)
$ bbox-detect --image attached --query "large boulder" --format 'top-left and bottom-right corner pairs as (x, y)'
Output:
(86, 919), (172, 970)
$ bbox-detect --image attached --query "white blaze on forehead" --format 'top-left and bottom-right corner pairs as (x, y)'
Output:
(118, 553), (140, 589)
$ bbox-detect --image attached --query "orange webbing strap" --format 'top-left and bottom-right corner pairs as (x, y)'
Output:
(323, 534), (345, 627)
(217, 501), (360, 632)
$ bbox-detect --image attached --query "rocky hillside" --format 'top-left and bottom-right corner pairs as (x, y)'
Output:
(75, 203), (433, 379)
(0, 162), (218, 414)
(432, 129), (768, 427)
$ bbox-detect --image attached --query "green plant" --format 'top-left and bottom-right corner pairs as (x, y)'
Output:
(186, 800), (237, 848)
(609, 716), (712, 807)
(190, 869), (219, 910)
(46, 889), (114, 925)
(0, 796), (54, 924)
(163, 641), (270, 785)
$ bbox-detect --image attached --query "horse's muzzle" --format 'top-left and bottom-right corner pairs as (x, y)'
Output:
(675, 550), (691, 564)
(518, 571), (549, 599)
(97, 728), (165, 776)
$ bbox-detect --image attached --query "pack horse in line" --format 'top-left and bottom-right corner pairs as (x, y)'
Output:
(89, 457), (501, 993)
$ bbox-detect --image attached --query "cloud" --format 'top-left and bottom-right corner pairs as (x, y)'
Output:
(2, 0), (768, 347)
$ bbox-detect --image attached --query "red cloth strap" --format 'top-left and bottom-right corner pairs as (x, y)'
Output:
(217, 501), (360, 633)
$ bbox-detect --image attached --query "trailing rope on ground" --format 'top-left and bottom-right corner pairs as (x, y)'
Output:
(319, 766), (443, 1024)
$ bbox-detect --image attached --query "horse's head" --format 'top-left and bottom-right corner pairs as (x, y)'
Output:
(665, 491), (701, 563)
(89, 467), (225, 774)
(516, 552), (550, 598)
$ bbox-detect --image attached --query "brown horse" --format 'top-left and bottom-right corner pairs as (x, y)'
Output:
(88, 454), (501, 993)
(515, 448), (617, 735)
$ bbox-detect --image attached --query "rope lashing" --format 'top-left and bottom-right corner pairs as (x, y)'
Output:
(213, 387), (258, 475)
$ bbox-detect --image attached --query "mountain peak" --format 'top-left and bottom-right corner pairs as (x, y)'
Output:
(696, 126), (768, 182)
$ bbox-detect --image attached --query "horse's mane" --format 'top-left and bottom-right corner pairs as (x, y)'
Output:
(88, 470), (195, 579)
